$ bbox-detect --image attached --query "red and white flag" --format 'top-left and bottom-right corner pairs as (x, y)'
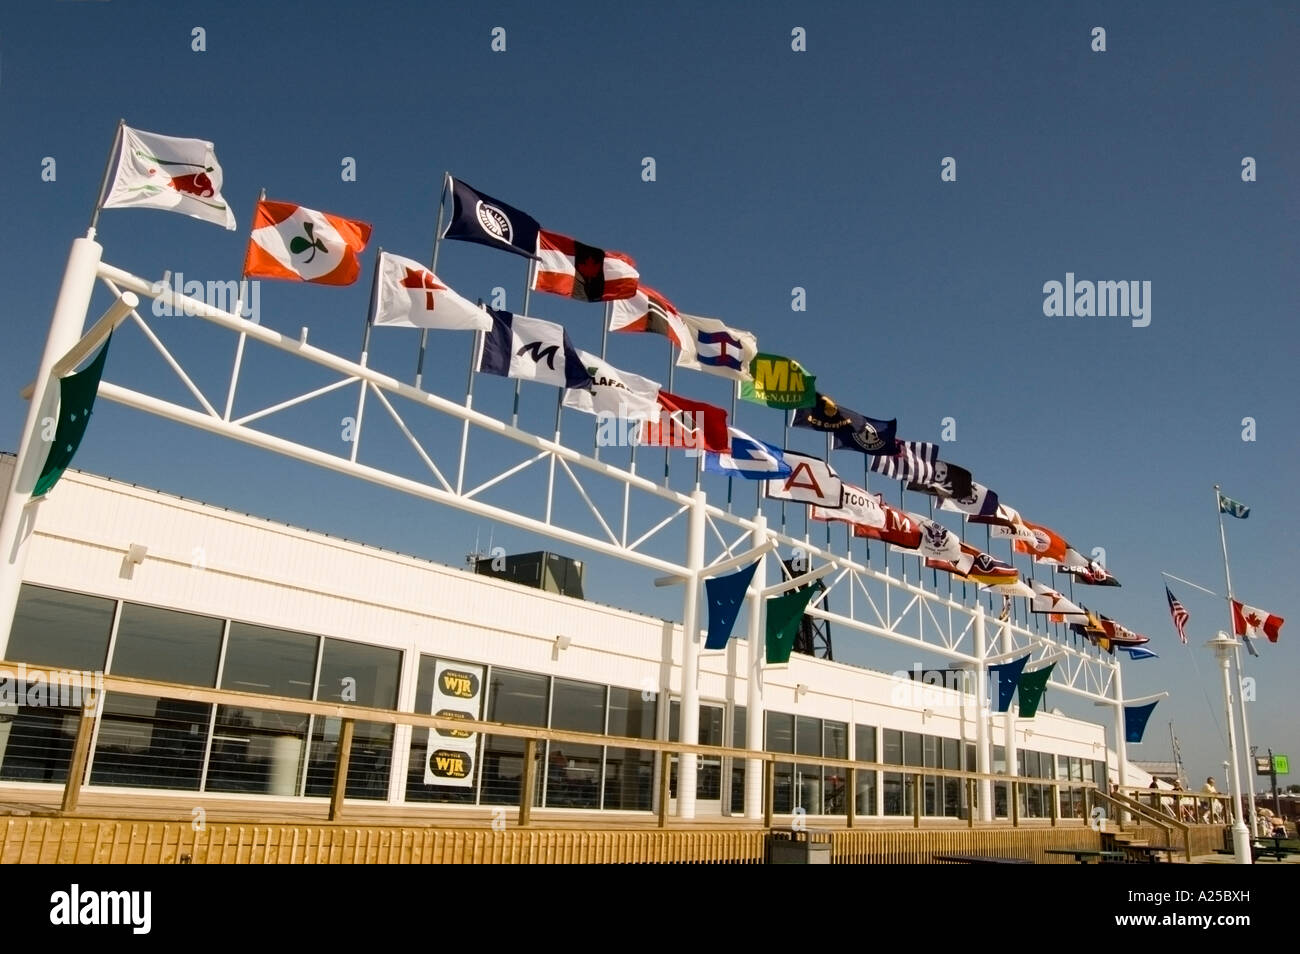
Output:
(639, 390), (728, 452)
(244, 200), (372, 285)
(1232, 600), (1285, 643)
(533, 229), (639, 302)
(371, 252), (489, 331)
(101, 125), (237, 229)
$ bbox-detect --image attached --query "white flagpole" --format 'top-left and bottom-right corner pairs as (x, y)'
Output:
(222, 187), (265, 421)
(594, 301), (612, 461)
(663, 338), (675, 485)
(350, 248), (383, 464)
(1215, 484), (1259, 834)
(511, 259), (537, 428)
(87, 118), (126, 240)
(415, 173), (450, 390)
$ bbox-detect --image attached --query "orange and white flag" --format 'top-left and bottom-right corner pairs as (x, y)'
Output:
(243, 200), (372, 285)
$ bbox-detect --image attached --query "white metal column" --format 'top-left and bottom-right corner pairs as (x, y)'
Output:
(743, 511), (767, 819)
(0, 237), (102, 657)
(676, 488), (706, 819)
(974, 604), (992, 821)
(1001, 617), (1017, 818)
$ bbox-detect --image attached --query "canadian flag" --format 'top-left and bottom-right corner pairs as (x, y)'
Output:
(244, 200), (372, 285)
(371, 252), (489, 331)
(1232, 600), (1285, 643)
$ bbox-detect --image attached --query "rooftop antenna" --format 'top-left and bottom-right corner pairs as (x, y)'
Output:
(1169, 721), (1187, 789)
(466, 528), (483, 568)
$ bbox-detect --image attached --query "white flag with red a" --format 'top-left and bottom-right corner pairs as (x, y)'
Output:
(244, 200), (372, 285)
(372, 252), (489, 331)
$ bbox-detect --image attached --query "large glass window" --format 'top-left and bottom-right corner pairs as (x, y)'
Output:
(942, 737), (961, 818)
(604, 688), (655, 811)
(206, 624), (317, 795)
(545, 679), (604, 809)
(854, 724), (877, 816)
(668, 701), (724, 802)
(481, 669), (548, 805)
(822, 720), (847, 816)
(91, 604), (223, 790)
(728, 705), (747, 815)
(883, 728), (904, 816)
(305, 639), (401, 800)
(766, 711), (795, 814)
(0, 585), (115, 783)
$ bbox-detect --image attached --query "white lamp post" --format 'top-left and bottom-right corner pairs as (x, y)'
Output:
(1209, 632), (1252, 864)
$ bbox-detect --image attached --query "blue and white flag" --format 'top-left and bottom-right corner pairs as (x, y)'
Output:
(868, 440), (939, 484)
(676, 313), (758, 382)
(1125, 646), (1159, 660)
(442, 176), (540, 259)
(1218, 492), (1250, 519)
(704, 427), (791, 480)
(704, 561), (760, 650)
(477, 308), (592, 389)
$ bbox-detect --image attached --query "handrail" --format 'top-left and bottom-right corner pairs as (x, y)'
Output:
(1091, 788), (1191, 863)
(3, 660), (1098, 828)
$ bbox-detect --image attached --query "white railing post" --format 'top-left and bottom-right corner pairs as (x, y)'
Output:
(974, 604), (992, 822)
(0, 237), (102, 657)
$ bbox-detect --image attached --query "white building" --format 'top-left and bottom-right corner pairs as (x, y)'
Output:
(0, 453), (1124, 821)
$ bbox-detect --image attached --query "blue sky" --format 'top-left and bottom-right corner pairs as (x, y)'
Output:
(1, 1), (1296, 789)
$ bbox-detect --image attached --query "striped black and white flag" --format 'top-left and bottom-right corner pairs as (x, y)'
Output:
(868, 440), (939, 483)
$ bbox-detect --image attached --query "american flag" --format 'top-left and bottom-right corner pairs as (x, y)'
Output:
(1165, 586), (1189, 644)
(868, 440), (938, 483)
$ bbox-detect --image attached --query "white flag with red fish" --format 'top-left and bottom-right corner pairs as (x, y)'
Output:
(244, 200), (372, 286)
(371, 252), (489, 331)
(101, 125), (236, 229)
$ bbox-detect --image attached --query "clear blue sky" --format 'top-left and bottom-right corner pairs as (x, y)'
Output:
(1, 1), (1296, 790)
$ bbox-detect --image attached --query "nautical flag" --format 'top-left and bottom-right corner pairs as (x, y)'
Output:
(608, 285), (689, 346)
(1017, 663), (1056, 718)
(676, 314), (758, 381)
(980, 580), (1034, 599)
(740, 354), (816, 409)
(854, 501), (922, 550)
(1060, 560), (1121, 586)
(1218, 492), (1250, 519)
(563, 350), (661, 422)
(704, 428), (791, 480)
(811, 483), (886, 528)
(32, 335), (112, 498)
(101, 125), (236, 229)
(1125, 647), (1159, 661)
(1098, 615), (1149, 646)
(867, 441), (939, 483)
(917, 517), (963, 561)
(476, 308), (592, 388)
(244, 200), (372, 285)
(1124, 701), (1159, 742)
(974, 502), (1027, 531)
(939, 481), (1001, 521)
(1231, 600), (1284, 643)
(925, 550), (974, 577)
(371, 252), (490, 331)
(988, 655), (1029, 712)
(906, 460), (973, 500)
(1013, 520), (1070, 564)
(1030, 581), (1084, 616)
(704, 562), (759, 651)
(967, 551), (1018, 586)
(640, 390), (728, 452)
(765, 453), (842, 507)
(442, 176), (540, 258)
(792, 394), (898, 455)
(533, 229), (639, 302)
(766, 586), (818, 667)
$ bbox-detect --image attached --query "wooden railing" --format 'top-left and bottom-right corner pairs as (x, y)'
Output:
(4, 662), (1099, 829)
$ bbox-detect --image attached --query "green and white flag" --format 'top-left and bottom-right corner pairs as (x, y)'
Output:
(1218, 492), (1250, 519)
(740, 353), (815, 409)
(101, 125), (237, 229)
(33, 335), (112, 498)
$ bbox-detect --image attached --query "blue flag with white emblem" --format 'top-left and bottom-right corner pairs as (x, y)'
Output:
(477, 308), (592, 389)
(1218, 492), (1250, 519)
(988, 654), (1029, 712)
(704, 428), (792, 480)
(704, 561), (760, 650)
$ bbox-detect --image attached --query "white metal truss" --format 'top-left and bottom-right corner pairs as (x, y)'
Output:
(55, 257), (1122, 704)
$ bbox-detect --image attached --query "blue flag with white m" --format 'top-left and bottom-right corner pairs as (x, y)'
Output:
(1218, 492), (1250, 519)
(704, 428), (792, 480)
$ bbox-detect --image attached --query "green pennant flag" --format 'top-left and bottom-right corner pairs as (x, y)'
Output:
(32, 335), (112, 498)
(765, 585), (817, 666)
(1016, 662), (1056, 718)
(740, 353), (815, 410)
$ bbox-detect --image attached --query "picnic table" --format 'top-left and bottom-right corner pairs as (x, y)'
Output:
(932, 852), (1031, 865)
(1044, 848), (1125, 864)
(1118, 844), (1175, 863)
